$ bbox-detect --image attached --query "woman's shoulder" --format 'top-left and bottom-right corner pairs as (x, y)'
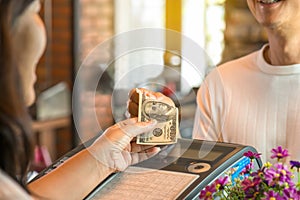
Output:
(0, 170), (32, 200)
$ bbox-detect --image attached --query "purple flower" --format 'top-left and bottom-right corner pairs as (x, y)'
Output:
(263, 190), (282, 200)
(199, 183), (216, 200)
(290, 160), (300, 172)
(296, 190), (300, 199)
(283, 188), (298, 199)
(250, 169), (264, 180)
(264, 163), (294, 187)
(244, 151), (261, 160)
(198, 146), (299, 200)
(241, 177), (261, 198)
(271, 146), (289, 160)
(215, 176), (229, 190)
(242, 163), (254, 174)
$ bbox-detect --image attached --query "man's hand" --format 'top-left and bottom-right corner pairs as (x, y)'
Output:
(127, 88), (175, 118)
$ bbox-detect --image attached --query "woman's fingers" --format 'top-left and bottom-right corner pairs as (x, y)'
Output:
(130, 147), (161, 165)
(130, 143), (154, 153)
(116, 118), (157, 138)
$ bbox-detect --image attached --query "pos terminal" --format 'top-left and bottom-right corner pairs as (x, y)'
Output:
(86, 138), (262, 199)
(32, 138), (262, 200)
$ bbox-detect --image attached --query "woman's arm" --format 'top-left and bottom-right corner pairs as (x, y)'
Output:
(28, 148), (112, 200)
(28, 118), (160, 200)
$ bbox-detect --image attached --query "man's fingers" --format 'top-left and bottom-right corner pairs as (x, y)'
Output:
(128, 88), (140, 103)
(127, 101), (139, 117)
(128, 88), (158, 102)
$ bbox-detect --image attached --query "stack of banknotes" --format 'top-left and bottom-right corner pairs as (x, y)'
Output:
(136, 89), (179, 145)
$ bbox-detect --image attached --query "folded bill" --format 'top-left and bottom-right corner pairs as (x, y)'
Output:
(136, 89), (179, 145)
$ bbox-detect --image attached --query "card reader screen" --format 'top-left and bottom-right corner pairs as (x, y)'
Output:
(182, 149), (223, 162)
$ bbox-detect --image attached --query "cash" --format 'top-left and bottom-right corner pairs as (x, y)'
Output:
(136, 90), (179, 145)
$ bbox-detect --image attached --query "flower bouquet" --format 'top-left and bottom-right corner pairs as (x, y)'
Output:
(199, 146), (300, 199)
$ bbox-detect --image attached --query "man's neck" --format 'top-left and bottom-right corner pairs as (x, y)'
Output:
(266, 29), (300, 66)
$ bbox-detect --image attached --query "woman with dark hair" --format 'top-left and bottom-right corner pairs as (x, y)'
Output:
(0, 0), (36, 189)
(0, 0), (160, 199)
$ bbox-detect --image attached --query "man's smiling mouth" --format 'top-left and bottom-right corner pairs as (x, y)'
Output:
(258, 0), (281, 4)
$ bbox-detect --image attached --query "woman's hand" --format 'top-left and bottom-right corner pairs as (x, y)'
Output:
(127, 88), (175, 118)
(88, 118), (161, 171)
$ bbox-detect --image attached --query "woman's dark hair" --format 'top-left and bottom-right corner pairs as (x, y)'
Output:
(0, 0), (35, 189)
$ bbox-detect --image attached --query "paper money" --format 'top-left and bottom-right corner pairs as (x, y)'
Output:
(136, 90), (179, 145)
